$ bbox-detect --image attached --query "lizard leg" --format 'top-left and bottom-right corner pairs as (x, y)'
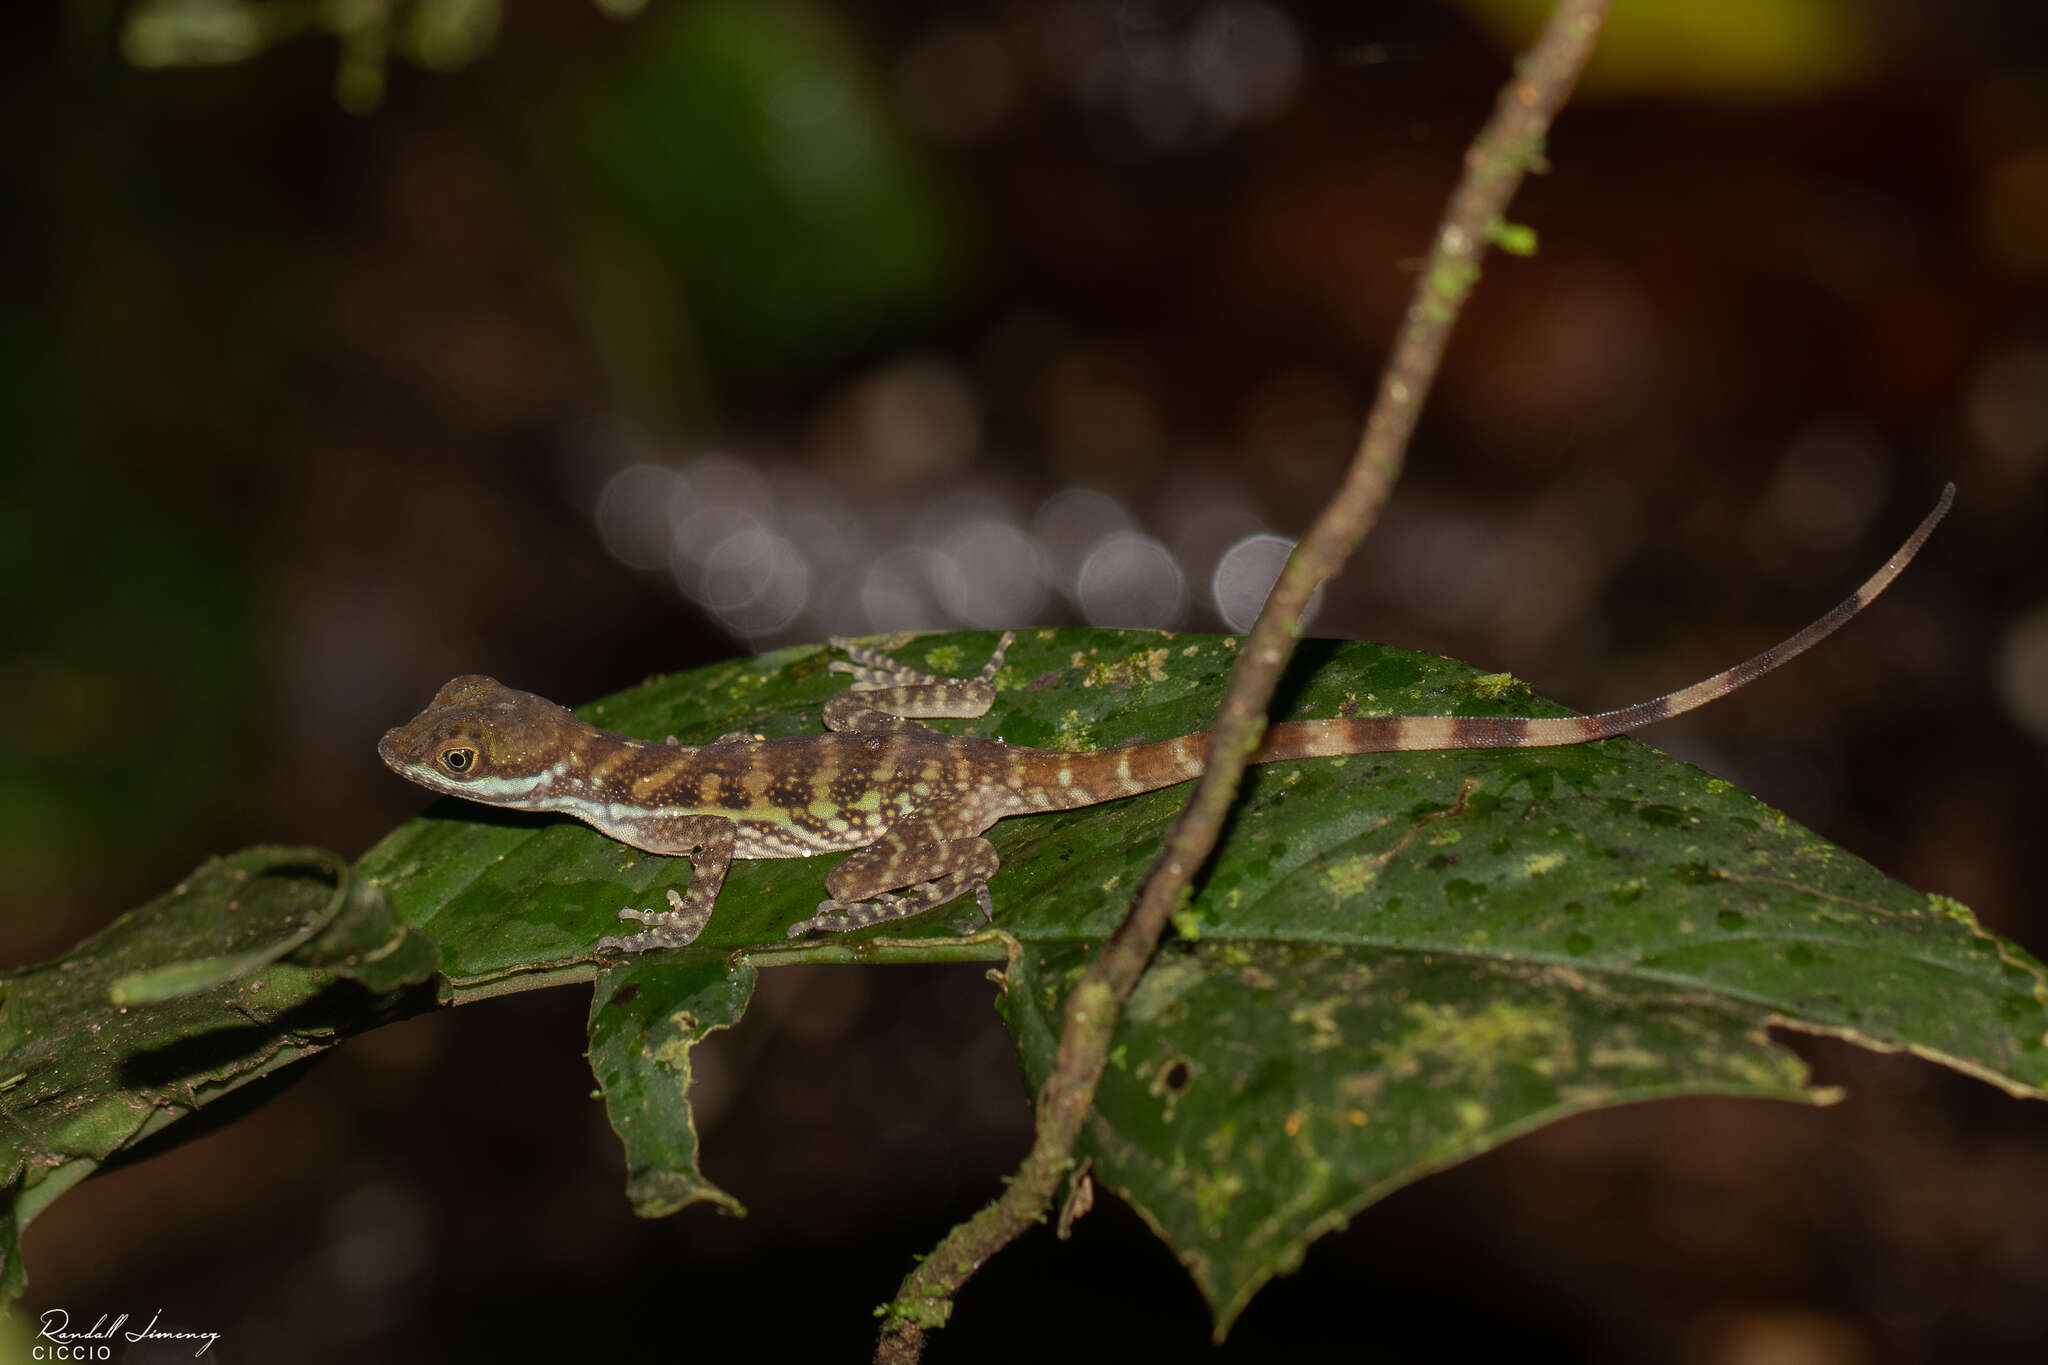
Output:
(787, 836), (1000, 939)
(595, 815), (737, 954)
(829, 630), (1013, 688)
(821, 631), (1015, 732)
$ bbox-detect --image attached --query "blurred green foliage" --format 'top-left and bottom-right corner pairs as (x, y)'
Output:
(122, 0), (505, 112)
(559, 1), (972, 407)
(0, 104), (276, 926)
(111, 0), (973, 403)
(0, 452), (256, 916)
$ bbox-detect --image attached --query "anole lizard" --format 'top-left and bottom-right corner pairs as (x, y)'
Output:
(379, 486), (1952, 955)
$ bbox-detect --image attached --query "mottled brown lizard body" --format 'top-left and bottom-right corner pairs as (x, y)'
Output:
(379, 486), (1952, 953)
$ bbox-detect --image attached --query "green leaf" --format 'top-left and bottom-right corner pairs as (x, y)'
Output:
(354, 628), (2048, 1335)
(108, 851), (436, 1004)
(587, 954), (755, 1218)
(0, 847), (441, 1295)
(19, 630), (2045, 1330)
(1007, 942), (1823, 1332)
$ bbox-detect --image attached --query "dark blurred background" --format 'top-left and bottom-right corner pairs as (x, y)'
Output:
(4, 0), (2047, 1360)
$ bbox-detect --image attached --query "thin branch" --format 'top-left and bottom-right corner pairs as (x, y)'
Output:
(875, 3), (1612, 1358)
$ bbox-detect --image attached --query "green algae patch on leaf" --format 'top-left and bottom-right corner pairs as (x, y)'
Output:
(0, 847), (441, 1297)
(587, 953), (756, 1218)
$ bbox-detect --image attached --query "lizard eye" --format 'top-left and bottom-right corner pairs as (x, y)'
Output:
(438, 745), (480, 775)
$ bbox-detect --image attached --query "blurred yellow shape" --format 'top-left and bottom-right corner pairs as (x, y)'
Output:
(1457, 0), (1874, 99)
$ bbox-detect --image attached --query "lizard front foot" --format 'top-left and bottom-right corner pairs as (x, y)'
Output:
(595, 888), (710, 954)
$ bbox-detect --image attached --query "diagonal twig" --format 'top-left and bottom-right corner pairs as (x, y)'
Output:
(876, 3), (1613, 1358)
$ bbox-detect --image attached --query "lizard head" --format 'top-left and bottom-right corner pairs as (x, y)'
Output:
(378, 674), (595, 806)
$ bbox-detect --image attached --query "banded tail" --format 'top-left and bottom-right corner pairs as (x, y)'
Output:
(1040, 484), (1953, 809)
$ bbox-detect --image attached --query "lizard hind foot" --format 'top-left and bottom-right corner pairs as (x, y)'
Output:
(975, 630), (1015, 682)
(786, 892), (904, 940)
(827, 637), (933, 690)
(786, 872), (994, 940)
(827, 631), (1016, 692)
